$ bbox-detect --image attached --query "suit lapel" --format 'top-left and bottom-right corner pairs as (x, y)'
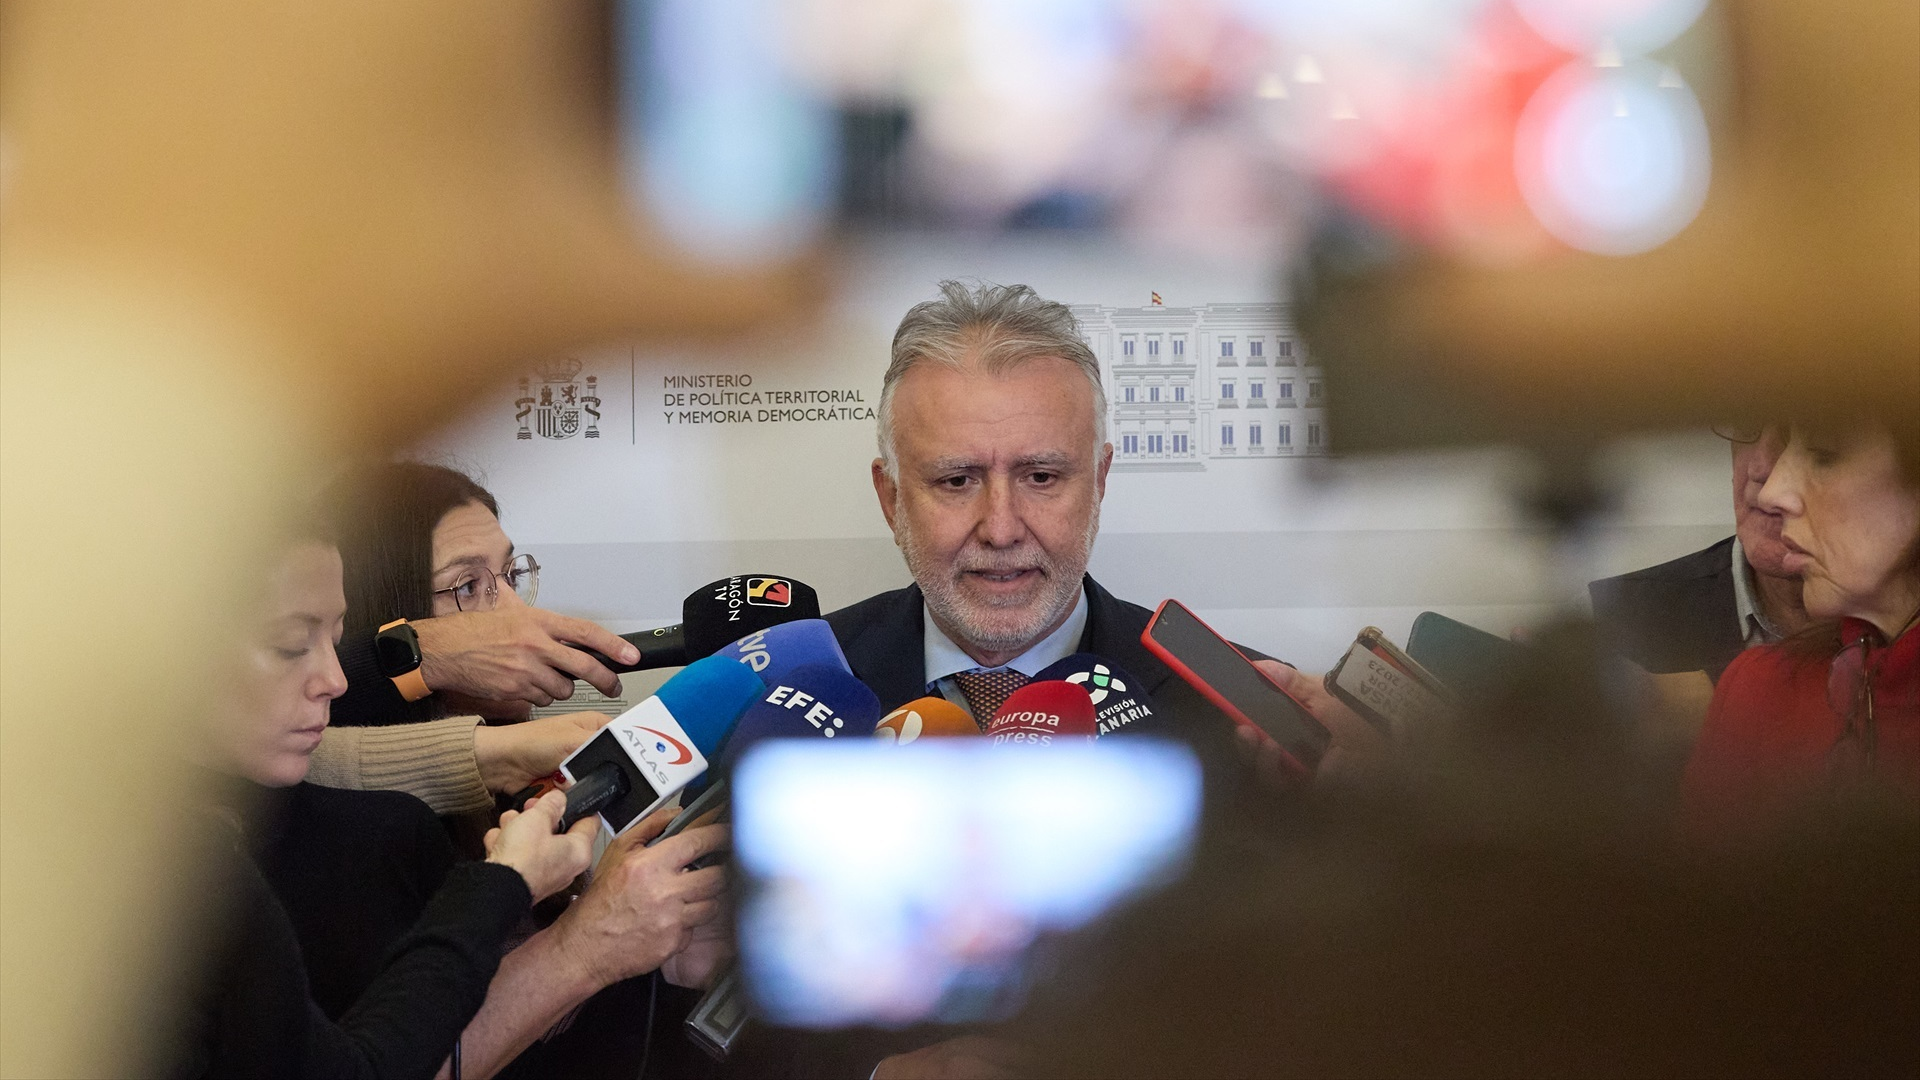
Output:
(1078, 576), (1179, 700)
(839, 585), (932, 712)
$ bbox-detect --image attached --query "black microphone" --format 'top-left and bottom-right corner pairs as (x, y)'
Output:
(1032, 653), (1162, 737)
(584, 575), (821, 673)
(557, 761), (630, 830)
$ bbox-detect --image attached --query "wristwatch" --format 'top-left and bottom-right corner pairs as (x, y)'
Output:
(375, 619), (432, 702)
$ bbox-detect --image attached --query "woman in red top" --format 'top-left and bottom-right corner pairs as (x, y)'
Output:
(1683, 422), (1920, 835)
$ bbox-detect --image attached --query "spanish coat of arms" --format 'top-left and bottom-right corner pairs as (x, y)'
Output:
(516, 358), (601, 441)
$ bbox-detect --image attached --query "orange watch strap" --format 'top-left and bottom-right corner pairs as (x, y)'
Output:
(391, 667), (431, 702)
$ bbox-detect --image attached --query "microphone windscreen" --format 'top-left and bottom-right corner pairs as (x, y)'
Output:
(987, 680), (1098, 744)
(875, 697), (980, 744)
(681, 575), (822, 660)
(714, 618), (849, 684)
(719, 663), (883, 770)
(1032, 654), (1159, 737)
(654, 653), (768, 760)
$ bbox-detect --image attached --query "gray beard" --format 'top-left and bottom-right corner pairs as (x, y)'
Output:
(897, 503), (1100, 657)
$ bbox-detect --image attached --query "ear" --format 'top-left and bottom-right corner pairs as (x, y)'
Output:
(872, 459), (902, 538)
(1095, 442), (1114, 501)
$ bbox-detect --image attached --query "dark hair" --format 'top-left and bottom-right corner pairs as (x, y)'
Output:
(319, 461), (500, 647)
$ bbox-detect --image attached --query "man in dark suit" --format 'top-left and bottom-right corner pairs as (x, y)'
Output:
(1590, 424), (1808, 682)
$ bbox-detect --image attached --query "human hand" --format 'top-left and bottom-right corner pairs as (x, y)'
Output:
(415, 607), (640, 711)
(1251, 660), (1393, 783)
(551, 805), (731, 989)
(473, 712), (613, 794)
(661, 895), (734, 990)
(483, 789), (596, 904)
(873, 1037), (1029, 1080)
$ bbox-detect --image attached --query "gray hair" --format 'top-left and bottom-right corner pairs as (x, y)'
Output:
(877, 280), (1108, 478)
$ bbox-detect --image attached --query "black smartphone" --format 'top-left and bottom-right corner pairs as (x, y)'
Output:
(1405, 611), (1526, 695)
(1141, 599), (1331, 776)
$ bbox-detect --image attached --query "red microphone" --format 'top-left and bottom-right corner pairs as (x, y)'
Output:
(986, 681), (1098, 745)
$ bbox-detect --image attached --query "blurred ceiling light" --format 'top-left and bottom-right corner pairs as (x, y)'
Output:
(1514, 61), (1710, 255)
(1512, 0), (1708, 56)
(1295, 55), (1326, 83)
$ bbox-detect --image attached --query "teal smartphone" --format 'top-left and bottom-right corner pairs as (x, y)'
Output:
(1405, 612), (1526, 695)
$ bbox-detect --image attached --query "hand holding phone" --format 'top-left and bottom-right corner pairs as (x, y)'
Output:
(1141, 599), (1331, 777)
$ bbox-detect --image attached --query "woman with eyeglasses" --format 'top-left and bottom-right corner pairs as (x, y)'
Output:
(1682, 421), (1920, 835)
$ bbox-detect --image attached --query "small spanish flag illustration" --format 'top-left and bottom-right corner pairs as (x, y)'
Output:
(1150, 291), (1163, 305)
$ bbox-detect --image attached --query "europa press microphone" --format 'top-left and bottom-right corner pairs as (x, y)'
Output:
(684, 663), (884, 1062)
(1032, 654), (1160, 737)
(583, 574), (821, 673)
(554, 655), (764, 834)
(986, 681), (1099, 744)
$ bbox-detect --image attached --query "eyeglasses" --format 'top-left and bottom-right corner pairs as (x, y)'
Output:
(434, 554), (540, 612)
(1711, 422), (1767, 445)
(1826, 629), (1877, 781)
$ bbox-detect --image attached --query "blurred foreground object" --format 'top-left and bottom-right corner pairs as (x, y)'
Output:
(0, 2), (818, 1075)
(1305, 0), (1920, 452)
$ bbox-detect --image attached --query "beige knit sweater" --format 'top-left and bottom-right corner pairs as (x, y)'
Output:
(307, 717), (493, 815)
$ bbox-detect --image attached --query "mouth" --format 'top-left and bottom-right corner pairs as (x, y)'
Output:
(962, 567), (1042, 588)
(1778, 534), (1814, 573)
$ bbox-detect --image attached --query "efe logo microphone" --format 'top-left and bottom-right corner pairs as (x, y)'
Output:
(765, 684), (848, 736)
(747, 578), (792, 607)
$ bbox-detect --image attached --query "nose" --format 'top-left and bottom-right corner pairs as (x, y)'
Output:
(317, 642), (350, 702)
(1754, 438), (1806, 518)
(495, 580), (527, 610)
(974, 475), (1027, 549)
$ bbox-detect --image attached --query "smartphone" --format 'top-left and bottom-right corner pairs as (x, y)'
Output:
(733, 740), (1201, 1029)
(1326, 626), (1457, 737)
(1405, 611), (1527, 696)
(1141, 599), (1331, 776)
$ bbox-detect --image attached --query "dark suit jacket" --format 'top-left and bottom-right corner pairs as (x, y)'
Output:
(1588, 536), (1747, 681)
(826, 574), (1247, 736)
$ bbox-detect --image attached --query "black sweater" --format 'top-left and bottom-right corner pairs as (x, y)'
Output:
(169, 804), (529, 1079)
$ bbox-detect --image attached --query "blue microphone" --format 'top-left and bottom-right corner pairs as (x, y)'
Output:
(714, 618), (850, 684)
(718, 663), (883, 771)
(1032, 654), (1160, 737)
(557, 653), (763, 835)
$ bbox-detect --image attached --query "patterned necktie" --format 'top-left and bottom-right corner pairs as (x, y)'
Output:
(952, 669), (1031, 729)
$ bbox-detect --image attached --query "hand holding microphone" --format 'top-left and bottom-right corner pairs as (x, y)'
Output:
(549, 804), (731, 987)
(484, 789), (598, 904)
(416, 607), (643, 717)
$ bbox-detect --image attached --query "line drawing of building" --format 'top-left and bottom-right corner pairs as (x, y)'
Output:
(1070, 301), (1326, 471)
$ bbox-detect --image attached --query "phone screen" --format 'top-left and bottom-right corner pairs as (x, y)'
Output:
(1145, 600), (1331, 767)
(733, 740), (1201, 1029)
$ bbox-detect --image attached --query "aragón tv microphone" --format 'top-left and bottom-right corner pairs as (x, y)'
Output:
(987, 681), (1098, 745)
(875, 696), (979, 744)
(1033, 654), (1159, 737)
(584, 574), (821, 673)
(554, 654), (763, 835)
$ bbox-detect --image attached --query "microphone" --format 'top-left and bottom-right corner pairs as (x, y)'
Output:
(987, 681), (1098, 745)
(875, 696), (980, 744)
(1032, 654), (1160, 737)
(681, 664), (882, 1062)
(586, 574), (821, 672)
(554, 654), (763, 835)
(717, 663), (883, 771)
(712, 618), (849, 683)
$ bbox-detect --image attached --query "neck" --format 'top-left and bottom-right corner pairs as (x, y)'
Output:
(1854, 577), (1920, 643)
(1754, 570), (1810, 635)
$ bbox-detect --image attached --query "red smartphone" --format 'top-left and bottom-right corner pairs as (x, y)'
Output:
(1142, 599), (1331, 777)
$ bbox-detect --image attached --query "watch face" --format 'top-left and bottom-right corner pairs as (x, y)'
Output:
(376, 625), (420, 675)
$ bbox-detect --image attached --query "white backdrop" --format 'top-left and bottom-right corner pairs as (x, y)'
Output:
(419, 234), (1733, 679)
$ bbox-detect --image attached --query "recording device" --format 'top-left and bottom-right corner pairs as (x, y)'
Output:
(712, 618), (848, 683)
(681, 662), (883, 1059)
(582, 575), (821, 673)
(554, 654), (763, 835)
(986, 681), (1098, 744)
(1326, 626), (1457, 738)
(1032, 654), (1159, 737)
(874, 696), (980, 743)
(1405, 611), (1528, 697)
(732, 740), (1203, 1029)
(558, 761), (631, 831)
(1141, 599), (1331, 777)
